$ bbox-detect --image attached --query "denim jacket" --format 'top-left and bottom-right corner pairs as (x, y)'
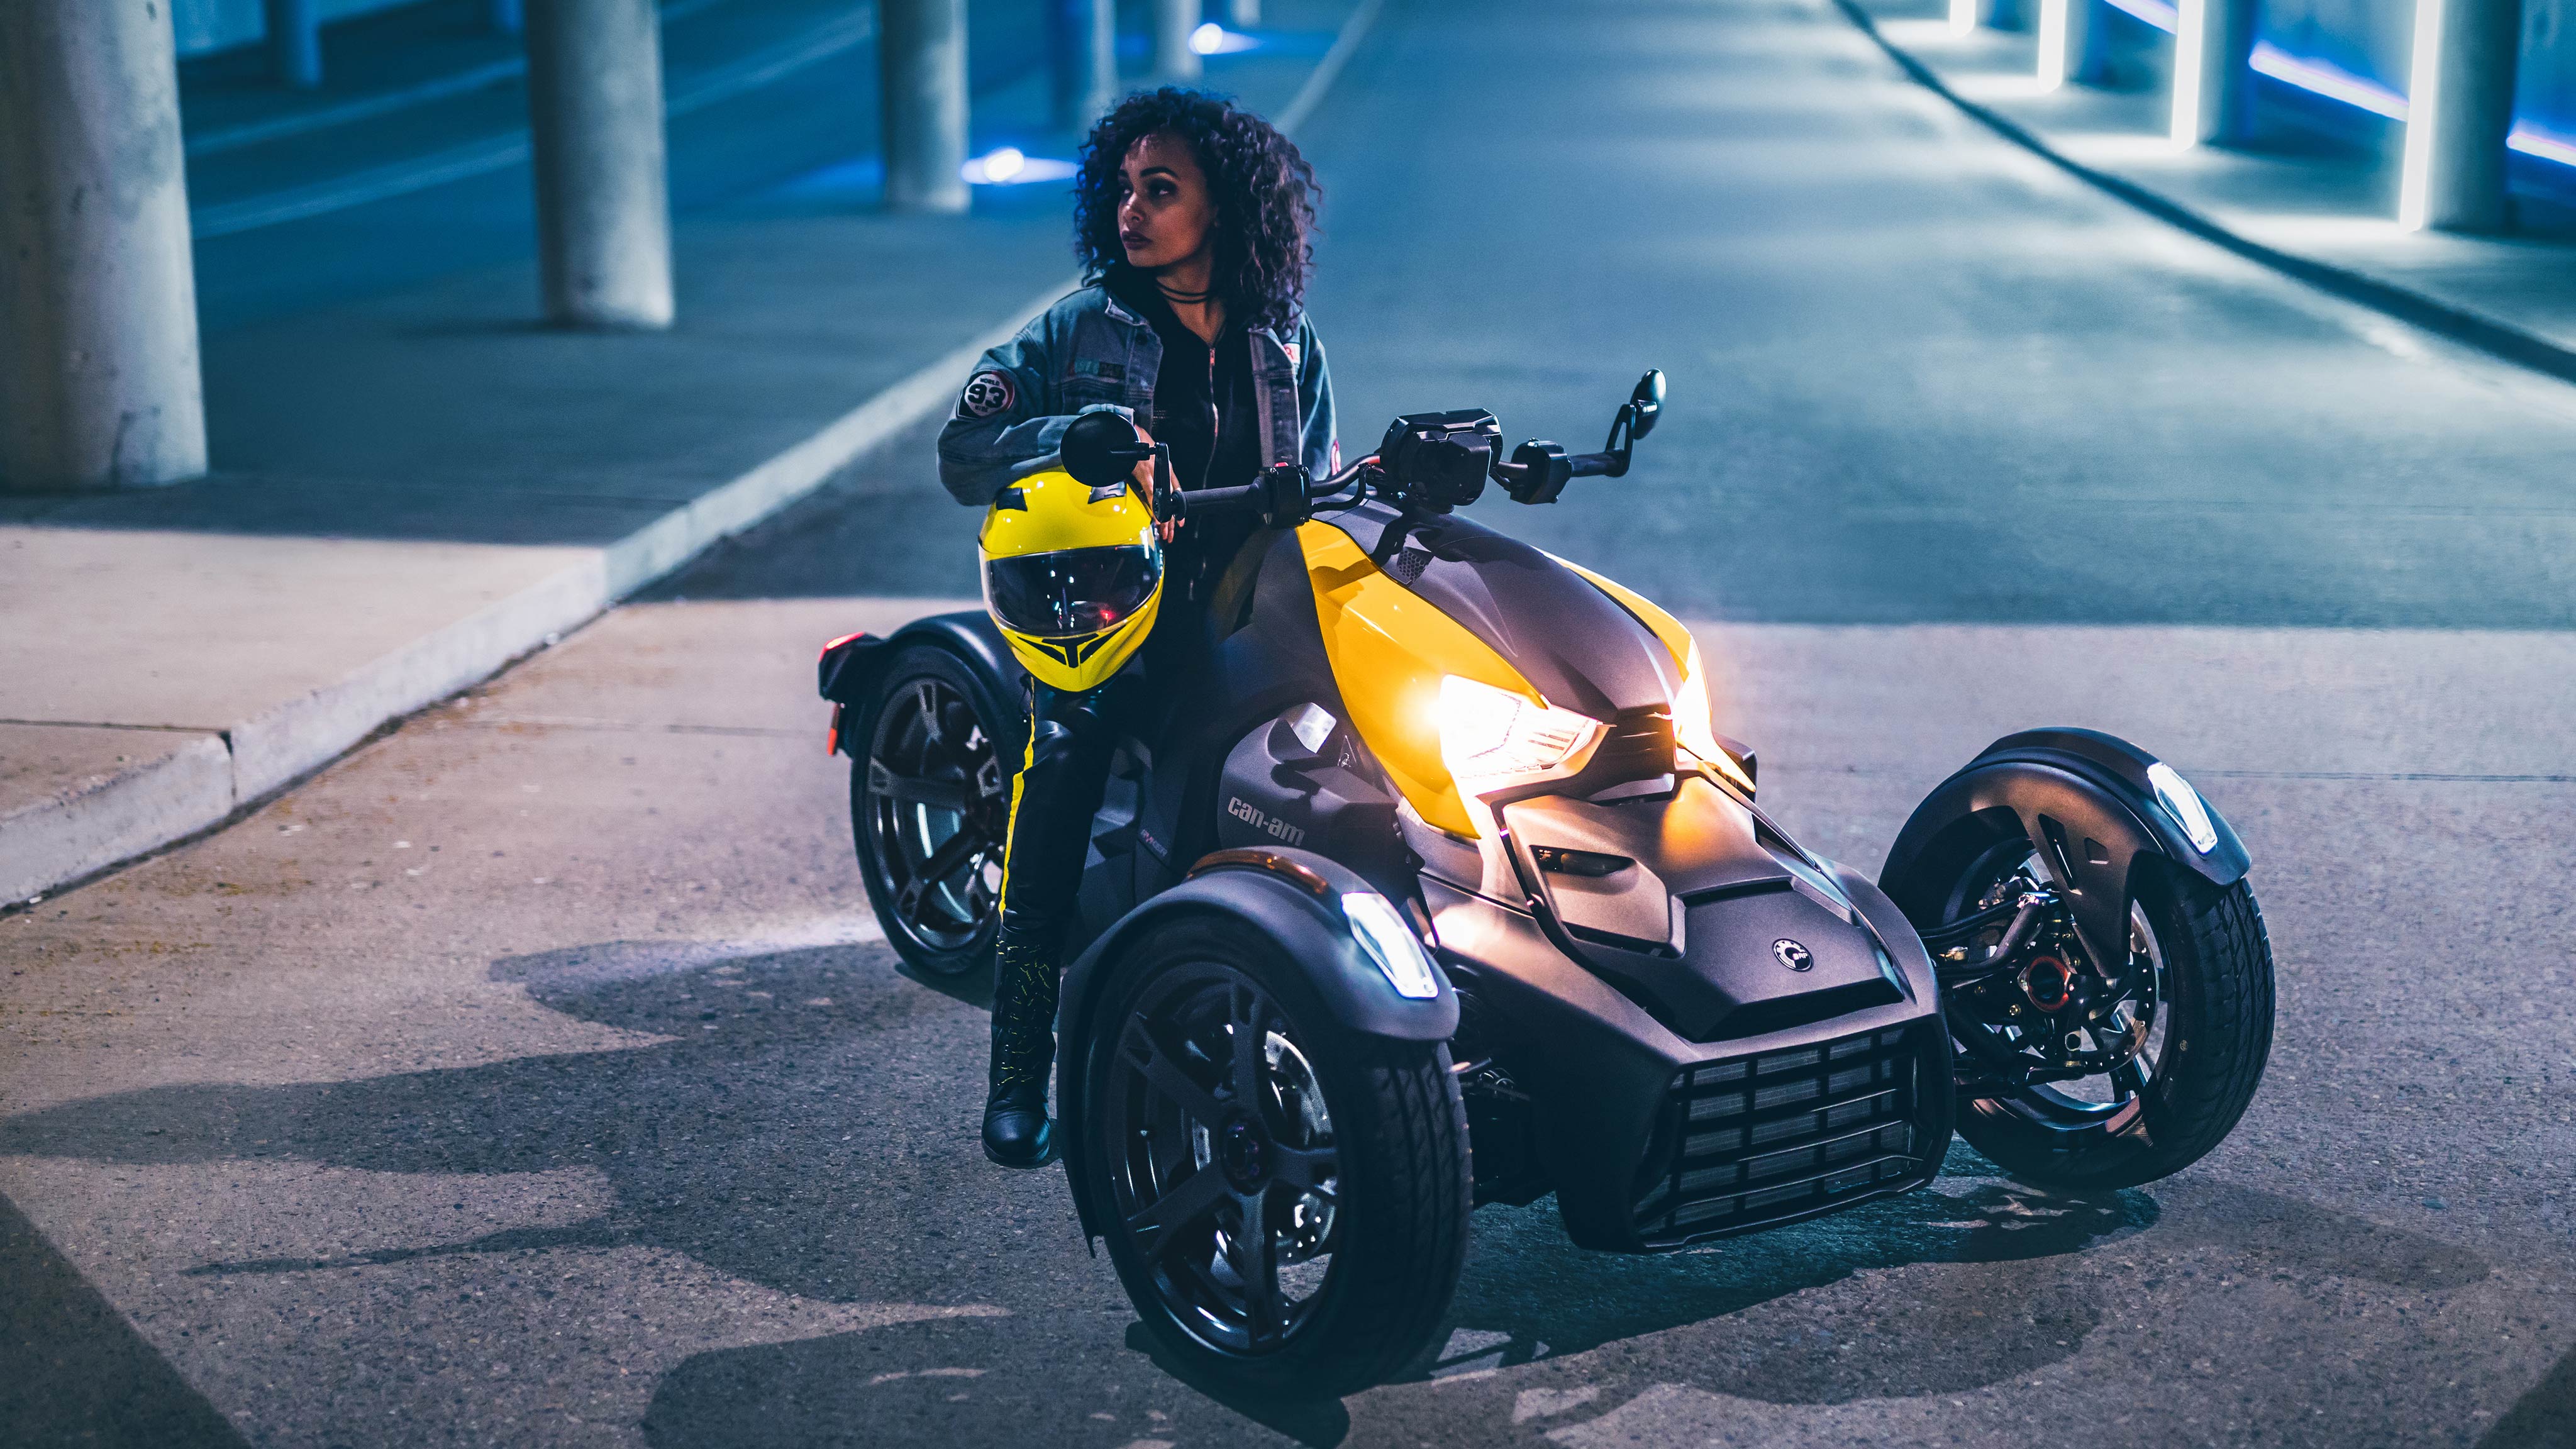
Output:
(938, 283), (1336, 506)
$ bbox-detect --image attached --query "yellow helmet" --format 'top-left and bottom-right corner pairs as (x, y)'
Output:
(979, 468), (1163, 692)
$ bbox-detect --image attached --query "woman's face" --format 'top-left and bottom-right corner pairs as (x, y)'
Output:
(1116, 130), (1214, 271)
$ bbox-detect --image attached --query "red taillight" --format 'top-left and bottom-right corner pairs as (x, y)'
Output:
(819, 630), (872, 660)
(825, 702), (845, 757)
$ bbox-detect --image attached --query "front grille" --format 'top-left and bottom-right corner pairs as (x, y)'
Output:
(1632, 1024), (1927, 1245)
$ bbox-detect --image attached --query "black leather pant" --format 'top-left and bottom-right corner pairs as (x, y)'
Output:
(985, 679), (1122, 1106)
(985, 565), (1218, 1111)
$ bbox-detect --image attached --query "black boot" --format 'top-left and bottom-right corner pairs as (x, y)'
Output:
(982, 924), (1061, 1169)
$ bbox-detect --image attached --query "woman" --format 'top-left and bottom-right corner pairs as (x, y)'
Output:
(938, 89), (1336, 1169)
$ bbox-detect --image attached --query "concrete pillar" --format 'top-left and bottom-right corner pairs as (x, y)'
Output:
(266, 0), (322, 89)
(1053, 0), (1118, 132)
(2399, 0), (2523, 231)
(880, 0), (970, 213)
(1153, 0), (1202, 82)
(2172, 0), (2259, 145)
(489, 0), (526, 36)
(2036, 0), (2104, 87)
(526, 0), (674, 328)
(1228, 0), (1262, 27)
(0, 0), (208, 492)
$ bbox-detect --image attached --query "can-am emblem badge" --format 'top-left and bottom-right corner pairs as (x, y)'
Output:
(1773, 938), (1814, 972)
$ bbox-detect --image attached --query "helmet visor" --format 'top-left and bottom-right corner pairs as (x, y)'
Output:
(984, 543), (1160, 639)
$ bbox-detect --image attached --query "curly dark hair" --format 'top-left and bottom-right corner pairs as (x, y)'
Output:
(1073, 89), (1318, 335)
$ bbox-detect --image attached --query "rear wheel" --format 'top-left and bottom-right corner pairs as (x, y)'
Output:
(851, 648), (1016, 979)
(1084, 914), (1469, 1397)
(1927, 838), (2273, 1189)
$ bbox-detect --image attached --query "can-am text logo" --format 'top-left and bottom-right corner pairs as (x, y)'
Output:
(1226, 796), (1306, 847)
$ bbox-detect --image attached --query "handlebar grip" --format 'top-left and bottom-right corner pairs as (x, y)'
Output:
(1173, 482), (1270, 517)
(1565, 451), (1620, 479)
(1168, 463), (1316, 524)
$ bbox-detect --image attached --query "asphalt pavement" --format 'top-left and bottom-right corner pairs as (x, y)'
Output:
(6, 0), (2574, 1445)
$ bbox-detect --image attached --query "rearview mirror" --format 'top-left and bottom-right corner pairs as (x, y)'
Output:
(1627, 369), (1664, 441)
(1058, 409), (1150, 491)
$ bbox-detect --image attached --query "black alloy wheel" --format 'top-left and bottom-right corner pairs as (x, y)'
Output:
(1084, 915), (1468, 1397)
(851, 648), (1014, 979)
(1107, 963), (1343, 1354)
(1927, 835), (2274, 1189)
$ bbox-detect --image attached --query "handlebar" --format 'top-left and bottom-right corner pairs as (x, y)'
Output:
(1162, 459), (1322, 527)
(1057, 369), (1665, 521)
(1170, 480), (1267, 517)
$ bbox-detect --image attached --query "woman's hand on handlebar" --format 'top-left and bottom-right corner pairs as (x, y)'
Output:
(1128, 422), (1158, 491)
(1125, 422), (1184, 540)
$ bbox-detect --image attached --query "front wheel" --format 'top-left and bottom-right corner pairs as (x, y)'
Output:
(1082, 914), (1470, 1397)
(1926, 841), (2274, 1190)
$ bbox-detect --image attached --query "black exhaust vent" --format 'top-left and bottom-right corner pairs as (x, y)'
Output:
(1632, 1024), (1928, 1247)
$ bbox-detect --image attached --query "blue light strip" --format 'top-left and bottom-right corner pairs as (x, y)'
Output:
(2086, 0), (2574, 172)
(2250, 42), (2409, 119)
(2509, 124), (2576, 167)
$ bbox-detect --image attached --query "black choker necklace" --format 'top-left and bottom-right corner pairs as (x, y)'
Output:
(1155, 280), (1217, 306)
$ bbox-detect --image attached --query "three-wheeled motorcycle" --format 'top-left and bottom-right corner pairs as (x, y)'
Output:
(816, 373), (2273, 1396)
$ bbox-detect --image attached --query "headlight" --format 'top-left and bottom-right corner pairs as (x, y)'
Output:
(1669, 640), (1753, 791)
(1343, 892), (1441, 999)
(1436, 675), (1602, 791)
(2146, 761), (2219, 854)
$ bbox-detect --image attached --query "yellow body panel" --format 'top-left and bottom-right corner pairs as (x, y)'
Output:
(1297, 521), (1545, 837)
(979, 468), (1162, 692)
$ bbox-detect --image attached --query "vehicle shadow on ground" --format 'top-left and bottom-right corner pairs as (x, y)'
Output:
(0, 940), (1025, 1309)
(0, 936), (2499, 1448)
(1417, 1153), (2489, 1402)
(2480, 1341), (2576, 1449)
(0, 936), (1306, 1446)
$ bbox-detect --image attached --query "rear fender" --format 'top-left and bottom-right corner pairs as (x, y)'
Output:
(817, 611), (1021, 754)
(1054, 848), (1458, 1241)
(1879, 728), (2250, 972)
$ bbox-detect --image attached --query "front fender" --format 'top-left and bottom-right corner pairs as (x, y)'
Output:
(1880, 728), (2250, 972)
(1054, 848), (1457, 1242)
(818, 610), (1021, 753)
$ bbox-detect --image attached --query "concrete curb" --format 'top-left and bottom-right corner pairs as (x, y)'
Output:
(0, 290), (1057, 906)
(0, 737), (234, 904)
(1833, 0), (2576, 390)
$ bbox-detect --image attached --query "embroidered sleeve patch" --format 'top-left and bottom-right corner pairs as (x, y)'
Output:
(958, 370), (1016, 419)
(1282, 341), (1302, 373)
